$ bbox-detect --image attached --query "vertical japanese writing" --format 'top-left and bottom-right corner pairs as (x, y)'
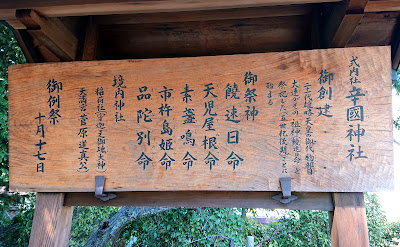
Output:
(203, 83), (219, 169)
(158, 86), (174, 169)
(278, 81), (289, 173)
(346, 56), (368, 161)
(266, 83), (274, 106)
(304, 82), (315, 175)
(180, 84), (196, 168)
(47, 79), (62, 125)
(291, 80), (301, 174)
(136, 85), (153, 169)
(34, 113), (46, 173)
(203, 83), (217, 131)
(95, 87), (107, 172)
(224, 75), (244, 168)
(113, 75), (126, 122)
(159, 86), (174, 154)
(77, 88), (89, 173)
(316, 70), (333, 118)
(244, 72), (258, 121)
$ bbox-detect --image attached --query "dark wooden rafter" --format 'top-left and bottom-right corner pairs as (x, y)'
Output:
(365, 1), (400, 13)
(82, 16), (99, 61)
(15, 9), (78, 61)
(320, 0), (369, 48)
(93, 5), (313, 25)
(0, 0), (341, 21)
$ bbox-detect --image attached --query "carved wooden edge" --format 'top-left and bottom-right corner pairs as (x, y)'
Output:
(64, 191), (334, 211)
(0, 0), (341, 20)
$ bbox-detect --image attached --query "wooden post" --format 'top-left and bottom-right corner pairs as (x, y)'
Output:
(29, 193), (74, 247)
(330, 192), (370, 247)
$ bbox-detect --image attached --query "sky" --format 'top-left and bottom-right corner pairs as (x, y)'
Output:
(376, 89), (400, 222)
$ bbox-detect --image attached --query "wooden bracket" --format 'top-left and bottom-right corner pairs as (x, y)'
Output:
(15, 9), (78, 61)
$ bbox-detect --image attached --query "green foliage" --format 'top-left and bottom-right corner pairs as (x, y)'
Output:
(244, 210), (330, 247)
(395, 70), (400, 94)
(394, 70), (400, 130)
(365, 193), (400, 247)
(119, 208), (246, 246)
(0, 23), (32, 247)
(0, 193), (35, 247)
(70, 206), (120, 247)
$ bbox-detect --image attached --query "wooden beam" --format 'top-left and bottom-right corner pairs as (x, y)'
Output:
(16, 9), (78, 61)
(94, 5), (312, 25)
(82, 16), (99, 61)
(98, 15), (312, 59)
(0, 0), (342, 20)
(29, 193), (73, 247)
(329, 14), (364, 47)
(64, 192), (334, 210)
(5, 19), (25, 29)
(365, 0), (400, 13)
(330, 193), (370, 247)
(320, 0), (368, 48)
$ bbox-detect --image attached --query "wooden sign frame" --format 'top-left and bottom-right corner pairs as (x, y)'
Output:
(8, 46), (393, 194)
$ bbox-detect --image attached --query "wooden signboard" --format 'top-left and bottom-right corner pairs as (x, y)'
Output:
(9, 46), (393, 192)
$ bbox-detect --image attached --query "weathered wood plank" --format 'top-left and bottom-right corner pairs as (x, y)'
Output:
(329, 14), (364, 48)
(346, 12), (400, 47)
(29, 193), (73, 247)
(365, 0), (400, 13)
(8, 46), (393, 193)
(94, 5), (312, 25)
(0, 0), (341, 19)
(331, 192), (369, 247)
(98, 15), (312, 59)
(64, 191), (334, 210)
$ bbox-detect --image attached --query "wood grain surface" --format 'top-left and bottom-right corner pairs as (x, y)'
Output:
(8, 46), (393, 192)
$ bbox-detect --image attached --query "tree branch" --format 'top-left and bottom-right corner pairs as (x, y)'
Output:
(83, 206), (174, 247)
